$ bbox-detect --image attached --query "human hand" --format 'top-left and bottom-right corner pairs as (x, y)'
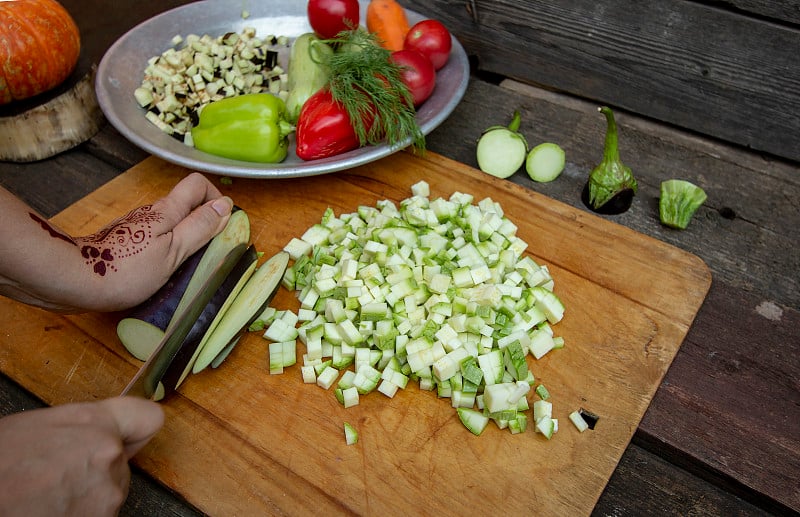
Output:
(70, 172), (234, 311)
(0, 397), (164, 517)
(0, 172), (234, 312)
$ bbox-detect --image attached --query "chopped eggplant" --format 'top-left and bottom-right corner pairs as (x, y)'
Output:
(580, 182), (636, 215)
(117, 246), (205, 360)
(169, 209), (250, 330)
(578, 408), (600, 430)
(135, 27), (291, 142)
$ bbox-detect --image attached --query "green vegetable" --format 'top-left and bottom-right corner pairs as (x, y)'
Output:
(278, 180), (568, 439)
(476, 110), (528, 178)
(344, 422), (359, 445)
(526, 142), (565, 182)
(568, 410), (589, 433)
(659, 179), (707, 229)
(322, 28), (424, 151)
(191, 93), (293, 163)
(457, 408), (489, 436)
(584, 106), (637, 213)
(285, 33), (333, 123)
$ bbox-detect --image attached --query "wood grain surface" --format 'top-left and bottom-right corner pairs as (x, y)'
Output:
(0, 151), (710, 515)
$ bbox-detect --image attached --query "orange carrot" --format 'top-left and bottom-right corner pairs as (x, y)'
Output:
(366, 0), (410, 52)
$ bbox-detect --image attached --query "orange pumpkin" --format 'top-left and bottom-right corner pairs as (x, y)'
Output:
(0, 0), (81, 104)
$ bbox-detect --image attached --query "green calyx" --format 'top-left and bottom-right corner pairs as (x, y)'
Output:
(659, 179), (707, 229)
(191, 93), (293, 163)
(588, 106), (638, 209)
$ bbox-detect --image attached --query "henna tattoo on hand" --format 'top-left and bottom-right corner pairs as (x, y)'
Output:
(75, 205), (164, 277)
(29, 213), (76, 246)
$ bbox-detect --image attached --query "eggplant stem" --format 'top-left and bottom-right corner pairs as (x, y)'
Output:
(599, 106), (620, 163)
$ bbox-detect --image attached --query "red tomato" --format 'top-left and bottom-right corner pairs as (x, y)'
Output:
(307, 0), (360, 39)
(391, 50), (436, 107)
(403, 19), (452, 70)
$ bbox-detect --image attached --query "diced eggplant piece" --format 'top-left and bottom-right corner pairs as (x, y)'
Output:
(264, 49), (279, 69)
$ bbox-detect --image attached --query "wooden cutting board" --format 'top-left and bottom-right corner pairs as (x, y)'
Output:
(0, 151), (711, 515)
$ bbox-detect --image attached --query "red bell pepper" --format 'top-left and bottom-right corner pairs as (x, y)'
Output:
(295, 88), (375, 161)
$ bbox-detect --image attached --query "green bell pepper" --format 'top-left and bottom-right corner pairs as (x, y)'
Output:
(191, 93), (294, 163)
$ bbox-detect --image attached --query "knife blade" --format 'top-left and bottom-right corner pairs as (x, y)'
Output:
(121, 243), (247, 399)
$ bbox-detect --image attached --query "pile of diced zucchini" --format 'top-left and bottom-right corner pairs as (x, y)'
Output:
(257, 181), (567, 438)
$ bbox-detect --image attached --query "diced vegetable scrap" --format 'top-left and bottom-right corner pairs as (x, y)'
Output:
(343, 422), (359, 445)
(569, 410), (589, 433)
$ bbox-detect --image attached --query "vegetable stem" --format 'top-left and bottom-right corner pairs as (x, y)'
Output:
(508, 110), (521, 132)
(599, 106), (619, 163)
(322, 29), (425, 152)
(584, 106), (638, 213)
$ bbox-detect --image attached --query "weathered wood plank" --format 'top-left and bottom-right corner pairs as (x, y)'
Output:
(638, 280), (800, 513)
(718, 0), (800, 25)
(59, 0), (190, 65)
(594, 441), (767, 516)
(0, 150), (120, 218)
(402, 0), (800, 163)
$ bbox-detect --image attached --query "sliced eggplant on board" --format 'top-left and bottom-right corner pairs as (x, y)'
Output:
(192, 251), (290, 374)
(121, 243), (249, 400)
(116, 208), (250, 360)
(117, 248), (204, 360)
(118, 321), (166, 361)
(210, 335), (242, 369)
(159, 244), (259, 397)
(168, 209), (250, 330)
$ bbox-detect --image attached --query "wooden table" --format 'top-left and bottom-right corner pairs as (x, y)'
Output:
(1, 1), (797, 515)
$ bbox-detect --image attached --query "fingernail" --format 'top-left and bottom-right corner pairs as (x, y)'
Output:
(212, 196), (233, 216)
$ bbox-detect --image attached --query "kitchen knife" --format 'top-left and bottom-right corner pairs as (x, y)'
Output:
(121, 243), (247, 399)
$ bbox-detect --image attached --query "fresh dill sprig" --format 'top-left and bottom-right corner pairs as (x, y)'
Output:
(322, 29), (425, 152)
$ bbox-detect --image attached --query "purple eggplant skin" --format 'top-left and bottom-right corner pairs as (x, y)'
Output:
(122, 206), (245, 330)
(159, 244), (259, 396)
(123, 244), (207, 331)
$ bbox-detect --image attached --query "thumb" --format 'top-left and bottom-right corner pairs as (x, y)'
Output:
(101, 397), (165, 459)
(171, 196), (234, 261)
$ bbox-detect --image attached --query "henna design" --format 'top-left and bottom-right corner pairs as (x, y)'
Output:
(76, 205), (164, 277)
(29, 213), (76, 245)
